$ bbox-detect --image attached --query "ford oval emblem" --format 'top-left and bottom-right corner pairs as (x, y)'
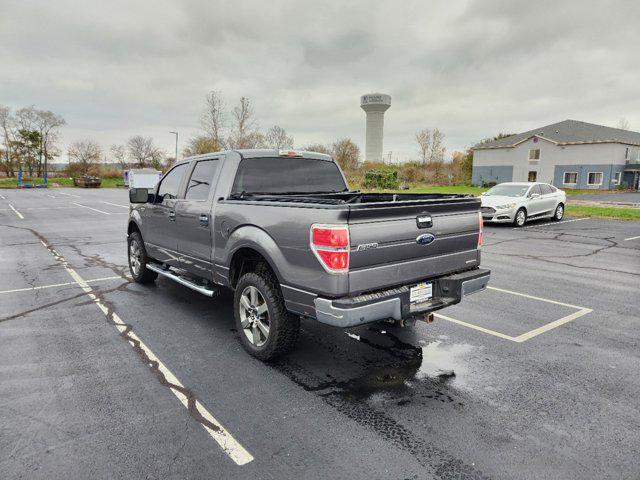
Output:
(416, 233), (436, 245)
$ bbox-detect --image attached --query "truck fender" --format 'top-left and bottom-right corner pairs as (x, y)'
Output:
(127, 209), (143, 235)
(220, 225), (288, 285)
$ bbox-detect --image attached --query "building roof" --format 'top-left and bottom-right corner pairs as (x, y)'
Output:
(473, 120), (640, 149)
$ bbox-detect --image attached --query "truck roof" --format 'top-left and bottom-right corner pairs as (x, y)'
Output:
(183, 149), (333, 162)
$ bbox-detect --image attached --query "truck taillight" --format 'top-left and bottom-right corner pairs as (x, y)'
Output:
(311, 224), (349, 273)
(478, 212), (483, 248)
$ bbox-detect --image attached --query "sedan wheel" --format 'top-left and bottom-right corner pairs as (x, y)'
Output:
(554, 204), (564, 221)
(514, 208), (527, 227)
(239, 285), (270, 347)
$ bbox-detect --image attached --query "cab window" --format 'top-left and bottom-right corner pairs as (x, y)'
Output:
(185, 159), (220, 201)
(157, 163), (188, 201)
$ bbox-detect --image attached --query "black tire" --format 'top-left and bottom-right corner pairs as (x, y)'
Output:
(234, 270), (300, 361)
(127, 231), (158, 284)
(513, 208), (527, 227)
(553, 203), (564, 221)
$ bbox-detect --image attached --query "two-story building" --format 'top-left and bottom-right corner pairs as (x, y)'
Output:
(472, 120), (640, 190)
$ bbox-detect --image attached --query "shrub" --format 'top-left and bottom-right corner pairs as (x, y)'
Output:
(364, 169), (399, 189)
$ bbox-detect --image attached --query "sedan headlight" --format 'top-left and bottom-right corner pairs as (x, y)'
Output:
(495, 203), (517, 210)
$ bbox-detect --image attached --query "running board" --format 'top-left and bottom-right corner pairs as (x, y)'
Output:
(146, 263), (219, 297)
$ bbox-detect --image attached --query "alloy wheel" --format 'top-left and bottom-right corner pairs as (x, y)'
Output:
(129, 239), (141, 276)
(239, 286), (270, 347)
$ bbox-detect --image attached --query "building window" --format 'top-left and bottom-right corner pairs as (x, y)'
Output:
(625, 147), (629, 159)
(563, 172), (578, 185)
(612, 172), (621, 185)
(587, 172), (603, 186)
(528, 149), (540, 162)
(528, 171), (537, 182)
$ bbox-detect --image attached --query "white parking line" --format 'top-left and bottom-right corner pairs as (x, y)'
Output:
(435, 285), (593, 343)
(8, 204), (24, 219)
(99, 201), (129, 209)
(57, 192), (81, 198)
(0, 276), (122, 295)
(47, 194), (57, 198)
(37, 239), (254, 465)
(518, 217), (588, 229)
(624, 235), (640, 241)
(0, 193), (6, 199)
(70, 202), (111, 215)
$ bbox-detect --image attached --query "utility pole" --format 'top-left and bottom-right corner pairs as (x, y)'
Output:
(170, 131), (178, 163)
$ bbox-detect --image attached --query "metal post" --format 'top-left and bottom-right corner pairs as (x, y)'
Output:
(170, 131), (178, 163)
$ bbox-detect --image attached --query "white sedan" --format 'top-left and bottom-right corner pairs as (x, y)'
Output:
(480, 182), (567, 227)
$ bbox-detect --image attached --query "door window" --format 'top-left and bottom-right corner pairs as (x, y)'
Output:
(539, 184), (553, 195)
(529, 184), (542, 196)
(185, 160), (220, 200)
(157, 163), (188, 201)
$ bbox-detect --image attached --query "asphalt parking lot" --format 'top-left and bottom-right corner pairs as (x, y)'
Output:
(1, 188), (639, 480)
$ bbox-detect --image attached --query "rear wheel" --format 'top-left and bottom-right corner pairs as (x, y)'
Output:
(128, 231), (158, 284)
(553, 203), (564, 221)
(513, 208), (527, 227)
(234, 270), (299, 361)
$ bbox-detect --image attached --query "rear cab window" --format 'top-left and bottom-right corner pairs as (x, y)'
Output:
(185, 159), (220, 201)
(231, 157), (347, 195)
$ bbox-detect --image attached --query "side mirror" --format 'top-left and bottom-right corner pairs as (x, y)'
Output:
(529, 193), (540, 199)
(129, 188), (149, 203)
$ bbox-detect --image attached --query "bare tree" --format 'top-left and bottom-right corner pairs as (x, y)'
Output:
(265, 125), (294, 149)
(617, 118), (630, 130)
(200, 90), (226, 150)
(227, 97), (260, 149)
(415, 129), (431, 164)
(110, 144), (128, 169)
(429, 129), (446, 163)
(35, 109), (65, 176)
(332, 138), (360, 170)
(302, 143), (332, 155)
(68, 140), (102, 175)
(0, 105), (15, 176)
(127, 135), (164, 168)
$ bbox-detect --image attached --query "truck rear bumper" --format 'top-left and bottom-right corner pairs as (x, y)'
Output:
(313, 268), (490, 328)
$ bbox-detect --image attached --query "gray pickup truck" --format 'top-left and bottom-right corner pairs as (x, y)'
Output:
(127, 149), (490, 360)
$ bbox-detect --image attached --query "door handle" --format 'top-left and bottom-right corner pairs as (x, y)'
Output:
(169, 210), (176, 221)
(199, 214), (209, 226)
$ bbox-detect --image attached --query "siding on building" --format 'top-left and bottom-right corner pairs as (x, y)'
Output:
(471, 165), (513, 186)
(472, 138), (638, 189)
(553, 164), (626, 189)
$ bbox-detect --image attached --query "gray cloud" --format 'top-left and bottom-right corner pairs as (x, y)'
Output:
(1, 0), (639, 161)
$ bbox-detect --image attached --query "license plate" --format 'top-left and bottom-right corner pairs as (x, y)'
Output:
(410, 282), (433, 304)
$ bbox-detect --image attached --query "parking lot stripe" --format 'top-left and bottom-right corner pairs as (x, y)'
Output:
(37, 239), (254, 466)
(0, 276), (122, 295)
(70, 202), (111, 215)
(57, 192), (81, 198)
(512, 307), (593, 343)
(9, 204), (24, 219)
(434, 312), (517, 341)
(624, 235), (640, 241)
(518, 217), (588, 229)
(99, 201), (129, 209)
(487, 285), (585, 310)
(0, 193), (6, 199)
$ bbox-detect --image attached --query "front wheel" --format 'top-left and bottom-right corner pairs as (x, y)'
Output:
(513, 208), (527, 227)
(128, 231), (158, 284)
(234, 271), (299, 361)
(553, 203), (564, 221)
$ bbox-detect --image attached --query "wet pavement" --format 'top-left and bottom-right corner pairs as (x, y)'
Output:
(1, 188), (639, 479)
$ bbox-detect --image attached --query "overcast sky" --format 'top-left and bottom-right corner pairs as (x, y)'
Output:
(2, 0), (639, 162)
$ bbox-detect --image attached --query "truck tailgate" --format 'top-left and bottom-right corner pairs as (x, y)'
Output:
(347, 198), (480, 295)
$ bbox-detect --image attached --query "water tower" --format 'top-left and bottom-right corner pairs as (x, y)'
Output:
(360, 93), (391, 161)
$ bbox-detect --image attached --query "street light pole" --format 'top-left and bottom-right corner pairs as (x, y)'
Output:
(169, 131), (178, 164)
